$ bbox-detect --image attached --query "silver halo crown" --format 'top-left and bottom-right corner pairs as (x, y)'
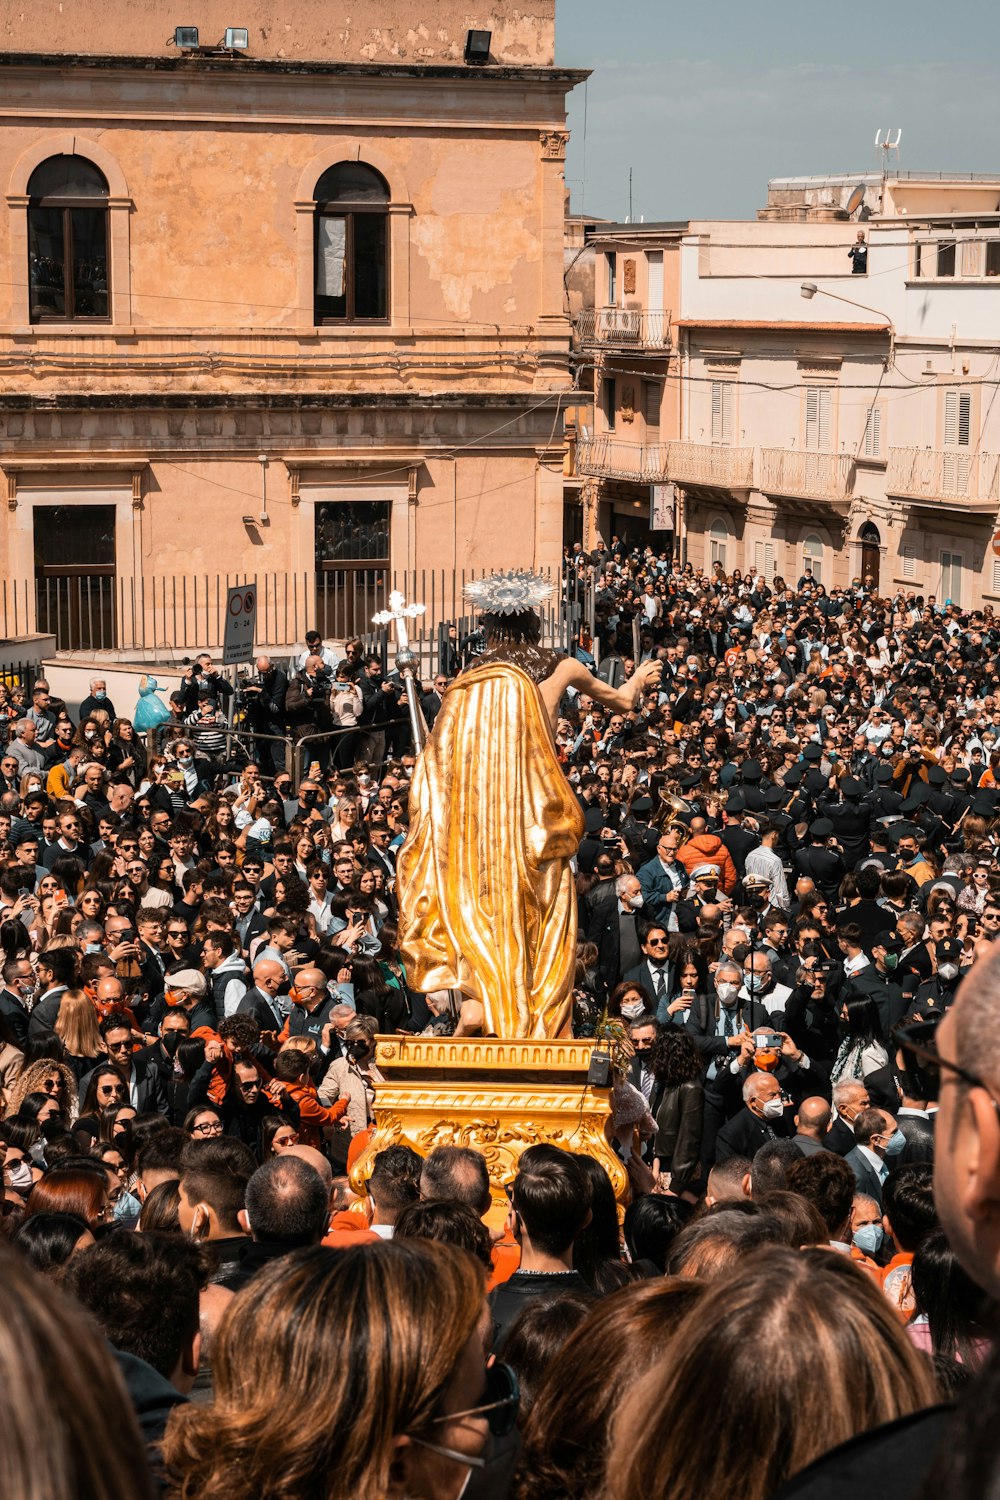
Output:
(463, 570), (554, 617)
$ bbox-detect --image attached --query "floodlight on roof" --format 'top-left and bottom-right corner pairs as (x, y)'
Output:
(464, 29), (492, 65)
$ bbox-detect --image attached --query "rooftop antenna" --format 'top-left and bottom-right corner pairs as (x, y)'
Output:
(628, 166), (633, 223)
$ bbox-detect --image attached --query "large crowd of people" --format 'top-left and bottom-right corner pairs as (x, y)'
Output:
(0, 543), (999, 1498)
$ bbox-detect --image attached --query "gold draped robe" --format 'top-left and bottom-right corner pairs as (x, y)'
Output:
(397, 660), (585, 1039)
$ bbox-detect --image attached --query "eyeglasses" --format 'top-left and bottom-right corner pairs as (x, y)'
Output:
(895, 1020), (1000, 1112)
(427, 1361), (520, 1440)
(106, 1040), (132, 1054)
(192, 1121), (223, 1136)
(646, 938), (669, 948)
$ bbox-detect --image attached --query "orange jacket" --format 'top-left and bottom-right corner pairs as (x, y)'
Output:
(279, 1079), (348, 1149)
(677, 834), (738, 894)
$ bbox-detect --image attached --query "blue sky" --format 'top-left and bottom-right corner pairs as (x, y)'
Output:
(555, 0), (1000, 221)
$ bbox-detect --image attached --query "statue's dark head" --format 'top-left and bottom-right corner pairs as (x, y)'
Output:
(482, 608), (541, 647)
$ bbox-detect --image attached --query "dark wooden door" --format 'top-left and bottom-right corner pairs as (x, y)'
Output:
(34, 504), (117, 650)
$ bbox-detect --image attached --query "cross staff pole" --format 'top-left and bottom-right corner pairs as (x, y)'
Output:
(372, 590), (430, 754)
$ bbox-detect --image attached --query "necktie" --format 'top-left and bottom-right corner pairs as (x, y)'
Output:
(654, 967), (666, 999)
(723, 1008), (736, 1039)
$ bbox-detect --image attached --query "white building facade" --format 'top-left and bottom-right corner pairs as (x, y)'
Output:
(580, 171), (1000, 607)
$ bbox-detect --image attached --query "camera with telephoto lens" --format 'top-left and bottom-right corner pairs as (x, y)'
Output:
(234, 667), (263, 710)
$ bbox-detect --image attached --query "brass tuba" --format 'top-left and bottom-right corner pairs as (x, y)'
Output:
(656, 791), (692, 842)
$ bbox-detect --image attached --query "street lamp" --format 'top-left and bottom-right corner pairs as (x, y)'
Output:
(800, 282), (894, 362)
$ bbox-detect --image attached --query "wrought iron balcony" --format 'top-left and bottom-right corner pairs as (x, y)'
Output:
(577, 436), (670, 482)
(666, 441), (754, 490)
(887, 447), (1000, 509)
(575, 306), (671, 350)
(760, 448), (856, 502)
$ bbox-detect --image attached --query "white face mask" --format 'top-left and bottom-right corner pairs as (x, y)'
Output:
(5, 1160), (33, 1191)
(621, 1000), (645, 1021)
(761, 1097), (785, 1120)
(716, 982), (740, 1005)
(937, 962), (959, 982)
(629, 892), (644, 910)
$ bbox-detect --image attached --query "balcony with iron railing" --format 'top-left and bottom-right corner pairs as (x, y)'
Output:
(887, 447), (1000, 510)
(575, 306), (671, 350)
(666, 441), (755, 491)
(579, 436), (755, 490)
(760, 448), (856, 504)
(577, 435), (670, 482)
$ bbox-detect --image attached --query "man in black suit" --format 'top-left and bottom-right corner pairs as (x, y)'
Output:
(420, 672), (450, 730)
(585, 872), (645, 1001)
(236, 959), (287, 1034)
(823, 1080), (870, 1155)
(94, 1015), (169, 1115)
(132, 1011), (192, 1126)
(716, 1071), (793, 1162)
(0, 955), (32, 1048)
(845, 1106), (897, 1209)
(687, 961), (769, 1167)
(624, 924), (673, 1019)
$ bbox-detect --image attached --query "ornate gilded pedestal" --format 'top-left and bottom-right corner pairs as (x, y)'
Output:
(349, 1036), (627, 1219)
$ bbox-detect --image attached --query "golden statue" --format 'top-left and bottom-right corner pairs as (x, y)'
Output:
(397, 571), (662, 1039)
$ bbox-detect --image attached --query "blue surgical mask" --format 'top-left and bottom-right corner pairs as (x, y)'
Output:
(94, 691), (106, 702)
(883, 1129), (906, 1156)
(853, 1223), (884, 1256)
(113, 1189), (143, 1222)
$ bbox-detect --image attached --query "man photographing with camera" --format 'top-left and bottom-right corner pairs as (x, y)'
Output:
(285, 653), (334, 778)
(239, 655), (287, 776)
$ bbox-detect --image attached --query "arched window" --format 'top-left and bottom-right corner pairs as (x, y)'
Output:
(802, 533), (824, 586)
(314, 162), (389, 323)
(27, 155), (109, 322)
(709, 518), (730, 570)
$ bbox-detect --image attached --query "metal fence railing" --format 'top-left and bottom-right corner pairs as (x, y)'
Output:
(5, 566), (589, 669)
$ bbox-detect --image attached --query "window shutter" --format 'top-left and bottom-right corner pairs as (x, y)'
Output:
(902, 545), (916, 579)
(818, 389), (831, 452)
(764, 541), (775, 582)
(992, 558), (1000, 595)
(864, 406), (882, 457)
(805, 388), (818, 450)
(944, 391), (967, 447)
(805, 388), (831, 451)
(961, 239), (983, 277)
(711, 382), (732, 444)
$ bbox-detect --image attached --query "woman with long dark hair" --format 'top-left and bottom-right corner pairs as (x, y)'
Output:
(649, 1028), (704, 1196)
(830, 996), (889, 1087)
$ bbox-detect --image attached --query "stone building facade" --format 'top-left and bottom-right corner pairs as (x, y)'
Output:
(0, 2), (584, 651)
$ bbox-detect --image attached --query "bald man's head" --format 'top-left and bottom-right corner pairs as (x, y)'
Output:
(95, 977), (124, 1004)
(795, 1097), (832, 1140)
(253, 959), (285, 996)
(284, 1143), (334, 1196)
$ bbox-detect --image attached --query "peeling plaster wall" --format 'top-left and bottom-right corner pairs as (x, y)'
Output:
(0, 2), (556, 65)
